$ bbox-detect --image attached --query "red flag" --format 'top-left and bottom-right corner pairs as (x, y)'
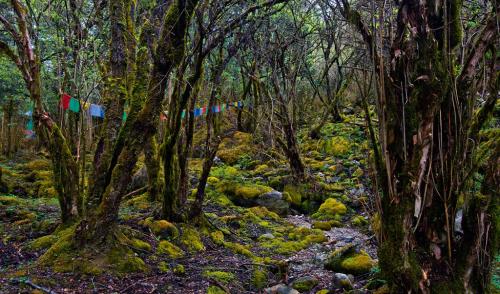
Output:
(60, 93), (71, 110)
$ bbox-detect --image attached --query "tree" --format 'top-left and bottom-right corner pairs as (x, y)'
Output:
(337, 0), (499, 291)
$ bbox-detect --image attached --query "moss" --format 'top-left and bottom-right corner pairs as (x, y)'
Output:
(0, 195), (23, 205)
(223, 241), (253, 257)
(207, 176), (220, 185)
(319, 182), (344, 192)
(351, 215), (368, 226)
(202, 270), (235, 284)
(29, 235), (58, 250)
(283, 185), (302, 206)
(157, 240), (184, 258)
(206, 285), (226, 294)
(371, 212), (381, 234)
(325, 245), (375, 275)
(158, 261), (170, 273)
(217, 131), (253, 165)
(316, 290), (329, 294)
(253, 164), (269, 174)
(129, 238), (151, 251)
(211, 166), (240, 179)
(252, 268), (268, 289)
(23, 159), (51, 171)
(173, 264), (185, 275)
(179, 225), (205, 252)
(142, 217), (179, 238)
(210, 231), (225, 245)
(312, 221), (332, 231)
(260, 227), (327, 256)
(352, 167), (364, 178)
(234, 185), (273, 199)
(125, 194), (151, 210)
(322, 136), (350, 156)
(291, 276), (319, 292)
(312, 198), (347, 220)
(373, 285), (390, 294)
(248, 206), (279, 220)
(107, 246), (147, 273)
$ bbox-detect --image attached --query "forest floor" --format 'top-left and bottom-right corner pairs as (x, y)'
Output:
(0, 116), (400, 293)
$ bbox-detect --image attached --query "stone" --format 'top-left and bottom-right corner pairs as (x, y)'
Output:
(264, 284), (300, 294)
(255, 190), (289, 216)
(290, 276), (319, 292)
(333, 273), (353, 290)
(259, 233), (275, 240)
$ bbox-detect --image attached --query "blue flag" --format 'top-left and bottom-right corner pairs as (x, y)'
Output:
(89, 104), (105, 118)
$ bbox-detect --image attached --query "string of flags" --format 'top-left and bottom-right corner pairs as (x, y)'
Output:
(59, 93), (244, 120)
(23, 94), (245, 138)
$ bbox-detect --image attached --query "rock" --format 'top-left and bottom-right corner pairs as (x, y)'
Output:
(290, 276), (319, 292)
(213, 156), (222, 165)
(259, 233), (275, 240)
(333, 273), (353, 290)
(325, 245), (375, 275)
(264, 284), (300, 294)
(255, 190), (289, 216)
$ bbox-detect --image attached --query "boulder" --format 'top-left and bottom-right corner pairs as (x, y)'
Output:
(332, 273), (353, 290)
(290, 276), (319, 292)
(255, 190), (289, 216)
(264, 284), (300, 294)
(324, 244), (375, 275)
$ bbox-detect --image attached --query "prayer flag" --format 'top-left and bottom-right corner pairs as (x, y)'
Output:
(89, 104), (105, 118)
(221, 104), (226, 112)
(69, 98), (80, 113)
(181, 109), (186, 119)
(194, 108), (202, 117)
(122, 112), (127, 121)
(61, 94), (71, 110)
(26, 120), (34, 131)
(238, 101), (243, 108)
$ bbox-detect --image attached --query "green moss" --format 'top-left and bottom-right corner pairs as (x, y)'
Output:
(316, 290), (330, 294)
(179, 225), (205, 252)
(312, 221), (332, 231)
(234, 185), (273, 199)
(322, 136), (350, 156)
(312, 198), (347, 220)
(142, 217), (179, 238)
(325, 245), (375, 275)
(248, 206), (279, 220)
(260, 227), (327, 256)
(29, 235), (58, 250)
(283, 185), (302, 206)
(319, 182), (344, 192)
(170, 264), (184, 275)
(157, 240), (184, 258)
(252, 268), (268, 289)
(202, 270), (235, 284)
(223, 241), (253, 257)
(351, 215), (368, 226)
(207, 176), (220, 185)
(207, 285), (226, 294)
(217, 132), (253, 165)
(158, 261), (170, 273)
(210, 231), (225, 245)
(291, 276), (319, 292)
(107, 246), (147, 273)
(23, 159), (51, 171)
(253, 164), (269, 174)
(125, 194), (151, 210)
(0, 195), (23, 205)
(352, 167), (364, 178)
(129, 238), (152, 251)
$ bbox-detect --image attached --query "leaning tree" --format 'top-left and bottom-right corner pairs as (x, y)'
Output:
(336, 0), (498, 291)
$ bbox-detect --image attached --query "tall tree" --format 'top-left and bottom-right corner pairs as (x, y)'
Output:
(337, 0), (499, 291)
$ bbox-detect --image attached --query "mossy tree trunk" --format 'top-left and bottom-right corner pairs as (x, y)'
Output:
(339, 0), (498, 291)
(0, 0), (80, 224)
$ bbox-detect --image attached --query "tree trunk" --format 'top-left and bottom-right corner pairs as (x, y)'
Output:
(144, 136), (160, 201)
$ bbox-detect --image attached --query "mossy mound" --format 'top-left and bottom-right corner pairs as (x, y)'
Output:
(322, 136), (351, 156)
(311, 220), (341, 231)
(207, 285), (226, 294)
(259, 226), (327, 256)
(325, 245), (375, 275)
(125, 194), (151, 210)
(351, 215), (368, 226)
(157, 240), (184, 258)
(179, 225), (205, 252)
(217, 131), (253, 165)
(312, 198), (347, 220)
(38, 227), (148, 275)
(28, 234), (58, 250)
(141, 217), (179, 238)
(218, 181), (273, 200)
(291, 276), (319, 292)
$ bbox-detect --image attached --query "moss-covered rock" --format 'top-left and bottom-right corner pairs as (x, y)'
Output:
(322, 137), (350, 156)
(253, 164), (269, 174)
(325, 245), (375, 275)
(157, 240), (184, 258)
(125, 194), (151, 210)
(210, 231), (225, 245)
(312, 198), (347, 220)
(311, 221), (332, 231)
(351, 215), (368, 226)
(141, 217), (179, 238)
(158, 261), (170, 273)
(291, 276), (319, 292)
(217, 132), (253, 165)
(179, 225), (205, 252)
(173, 264), (185, 275)
(207, 176), (220, 185)
(207, 285), (226, 294)
(283, 185), (302, 206)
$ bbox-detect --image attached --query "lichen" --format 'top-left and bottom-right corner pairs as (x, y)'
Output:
(157, 240), (184, 258)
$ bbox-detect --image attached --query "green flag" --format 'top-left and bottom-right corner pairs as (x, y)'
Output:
(69, 98), (80, 113)
(26, 120), (34, 131)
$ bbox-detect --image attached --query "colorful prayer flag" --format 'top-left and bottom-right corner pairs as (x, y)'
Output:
(122, 112), (127, 121)
(61, 94), (71, 110)
(194, 108), (202, 117)
(69, 98), (80, 113)
(181, 110), (186, 119)
(89, 104), (105, 118)
(26, 120), (34, 131)
(221, 104), (226, 112)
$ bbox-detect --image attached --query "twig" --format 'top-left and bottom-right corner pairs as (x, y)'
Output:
(11, 278), (57, 294)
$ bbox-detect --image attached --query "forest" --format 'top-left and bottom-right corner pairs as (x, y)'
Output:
(0, 0), (498, 293)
